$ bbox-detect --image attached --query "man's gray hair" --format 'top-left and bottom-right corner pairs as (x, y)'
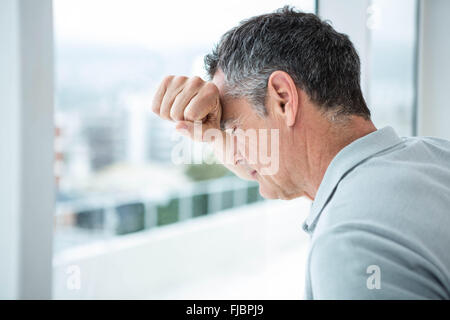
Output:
(204, 6), (371, 120)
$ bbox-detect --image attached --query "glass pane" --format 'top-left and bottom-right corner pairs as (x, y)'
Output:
(367, 0), (418, 136)
(53, 0), (316, 299)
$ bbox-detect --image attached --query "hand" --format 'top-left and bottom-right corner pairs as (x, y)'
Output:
(151, 75), (222, 141)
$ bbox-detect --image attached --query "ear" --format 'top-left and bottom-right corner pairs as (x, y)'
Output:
(267, 71), (299, 127)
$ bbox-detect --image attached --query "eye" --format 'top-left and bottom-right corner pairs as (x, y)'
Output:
(225, 126), (237, 135)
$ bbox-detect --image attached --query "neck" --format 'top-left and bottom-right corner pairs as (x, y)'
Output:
(296, 109), (376, 200)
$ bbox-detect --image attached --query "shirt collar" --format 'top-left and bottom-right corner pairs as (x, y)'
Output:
(302, 126), (403, 235)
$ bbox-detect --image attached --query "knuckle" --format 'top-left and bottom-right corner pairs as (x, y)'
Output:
(203, 82), (219, 96)
(170, 108), (183, 121)
(188, 76), (204, 88)
(184, 107), (197, 121)
(171, 114), (184, 121)
(192, 75), (203, 83)
(160, 107), (171, 120)
(183, 108), (194, 120)
(160, 110), (171, 120)
(162, 75), (175, 85)
(173, 75), (188, 86)
(151, 101), (160, 113)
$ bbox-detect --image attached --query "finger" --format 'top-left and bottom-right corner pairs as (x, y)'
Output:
(159, 76), (188, 120)
(171, 91), (198, 121)
(170, 77), (203, 121)
(151, 75), (174, 115)
(183, 82), (219, 122)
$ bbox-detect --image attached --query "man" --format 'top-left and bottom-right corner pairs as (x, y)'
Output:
(151, 6), (450, 299)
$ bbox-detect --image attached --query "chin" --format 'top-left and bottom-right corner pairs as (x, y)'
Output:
(258, 183), (280, 199)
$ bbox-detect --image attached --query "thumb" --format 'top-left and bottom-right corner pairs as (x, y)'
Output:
(176, 120), (219, 142)
(175, 120), (202, 141)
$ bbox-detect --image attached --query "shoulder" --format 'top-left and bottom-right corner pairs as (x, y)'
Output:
(307, 222), (448, 299)
(306, 135), (450, 299)
(318, 140), (450, 232)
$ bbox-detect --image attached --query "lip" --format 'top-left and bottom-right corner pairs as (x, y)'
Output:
(251, 170), (258, 179)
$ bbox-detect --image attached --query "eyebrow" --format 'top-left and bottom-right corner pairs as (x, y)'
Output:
(220, 117), (240, 131)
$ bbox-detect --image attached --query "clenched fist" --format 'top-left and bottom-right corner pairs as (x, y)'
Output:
(151, 75), (222, 141)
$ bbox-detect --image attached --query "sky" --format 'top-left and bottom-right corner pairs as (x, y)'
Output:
(53, 0), (316, 49)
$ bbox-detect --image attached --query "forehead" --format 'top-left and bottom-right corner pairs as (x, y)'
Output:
(212, 70), (254, 130)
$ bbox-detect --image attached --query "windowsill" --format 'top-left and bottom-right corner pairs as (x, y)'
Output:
(53, 197), (311, 299)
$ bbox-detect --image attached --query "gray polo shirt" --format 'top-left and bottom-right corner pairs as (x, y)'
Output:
(302, 126), (450, 299)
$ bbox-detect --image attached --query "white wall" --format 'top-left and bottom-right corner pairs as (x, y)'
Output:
(418, 0), (450, 140)
(0, 0), (54, 299)
(0, 0), (21, 299)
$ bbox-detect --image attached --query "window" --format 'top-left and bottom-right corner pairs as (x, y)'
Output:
(53, 0), (315, 299)
(367, 0), (419, 136)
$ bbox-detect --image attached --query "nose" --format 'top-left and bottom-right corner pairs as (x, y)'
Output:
(234, 149), (245, 166)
